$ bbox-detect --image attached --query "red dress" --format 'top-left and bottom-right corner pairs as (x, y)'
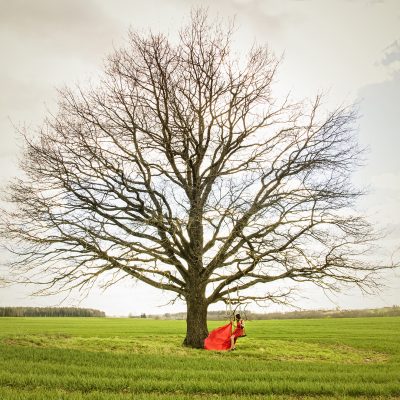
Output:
(204, 322), (232, 351)
(204, 320), (245, 351)
(232, 320), (245, 342)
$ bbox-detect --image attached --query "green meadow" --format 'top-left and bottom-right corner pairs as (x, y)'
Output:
(0, 317), (399, 399)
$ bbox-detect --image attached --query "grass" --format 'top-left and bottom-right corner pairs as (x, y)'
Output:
(0, 317), (399, 399)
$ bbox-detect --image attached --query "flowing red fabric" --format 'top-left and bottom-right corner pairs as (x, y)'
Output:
(204, 322), (232, 351)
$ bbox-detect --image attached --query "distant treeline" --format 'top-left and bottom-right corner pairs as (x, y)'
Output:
(0, 307), (106, 317)
(146, 306), (400, 320)
(244, 306), (400, 320)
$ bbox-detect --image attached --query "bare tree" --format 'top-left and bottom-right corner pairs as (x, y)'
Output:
(0, 10), (392, 347)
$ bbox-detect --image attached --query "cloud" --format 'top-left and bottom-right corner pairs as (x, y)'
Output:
(382, 40), (400, 66)
(0, 0), (110, 32)
(357, 73), (400, 174)
(0, 0), (119, 60)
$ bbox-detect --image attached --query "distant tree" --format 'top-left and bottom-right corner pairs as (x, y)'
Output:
(0, 307), (105, 317)
(1, 10), (395, 347)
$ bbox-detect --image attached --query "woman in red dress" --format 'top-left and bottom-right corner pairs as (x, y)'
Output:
(230, 313), (245, 351)
(204, 313), (246, 351)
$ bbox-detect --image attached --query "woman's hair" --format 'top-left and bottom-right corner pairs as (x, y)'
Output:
(235, 313), (241, 320)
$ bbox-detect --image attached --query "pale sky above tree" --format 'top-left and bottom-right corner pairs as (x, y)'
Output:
(0, 0), (399, 316)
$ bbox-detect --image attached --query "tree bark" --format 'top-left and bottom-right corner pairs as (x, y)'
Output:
(183, 290), (209, 348)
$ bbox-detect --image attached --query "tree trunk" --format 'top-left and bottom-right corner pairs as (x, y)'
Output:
(183, 292), (209, 348)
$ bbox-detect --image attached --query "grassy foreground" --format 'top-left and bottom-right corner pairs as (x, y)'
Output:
(0, 317), (399, 399)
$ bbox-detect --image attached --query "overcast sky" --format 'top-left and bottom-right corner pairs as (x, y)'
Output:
(0, 0), (399, 316)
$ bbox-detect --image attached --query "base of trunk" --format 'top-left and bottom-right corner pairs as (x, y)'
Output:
(183, 296), (209, 348)
(182, 331), (208, 349)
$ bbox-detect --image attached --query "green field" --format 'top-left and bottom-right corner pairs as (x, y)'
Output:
(0, 317), (399, 399)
